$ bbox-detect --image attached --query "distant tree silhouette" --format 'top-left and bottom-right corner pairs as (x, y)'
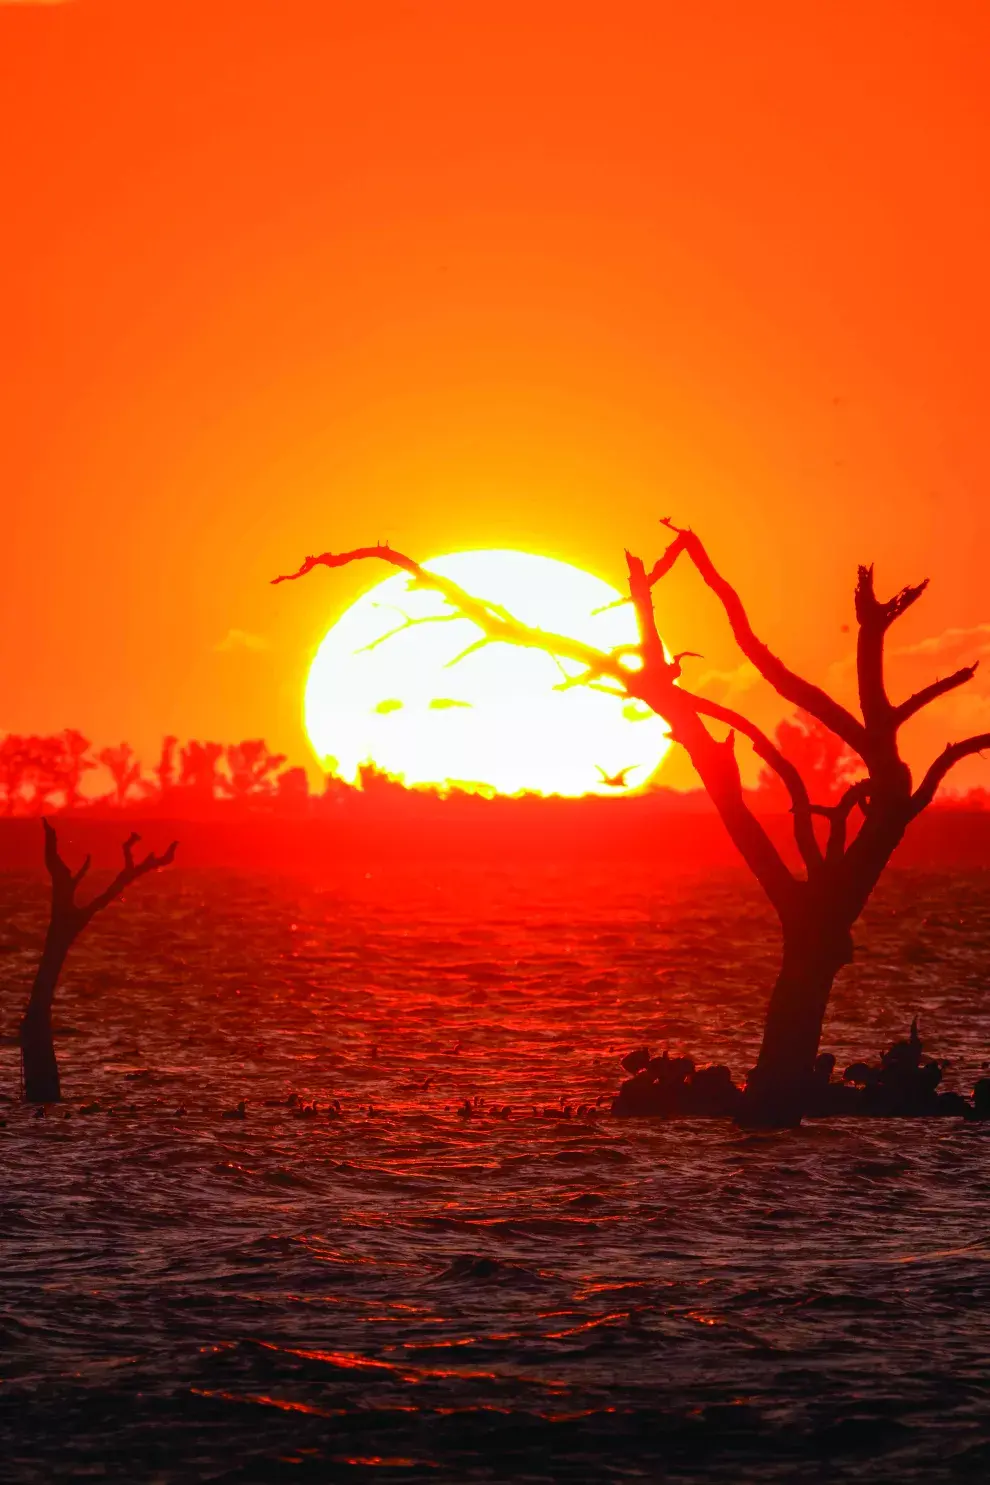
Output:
(179, 740), (224, 800)
(155, 735), (179, 799)
(275, 530), (990, 1127)
(98, 743), (145, 808)
(221, 739), (287, 799)
(0, 730), (95, 814)
(952, 787), (990, 810)
(20, 821), (178, 1103)
(0, 731), (311, 816)
(28, 735), (71, 811)
(276, 765), (310, 806)
(0, 734), (31, 814)
(757, 713), (858, 809)
(54, 729), (95, 811)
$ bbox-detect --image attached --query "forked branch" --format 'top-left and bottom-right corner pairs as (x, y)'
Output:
(653, 531), (983, 803)
(650, 520), (869, 756)
(911, 734), (990, 815)
(809, 779), (872, 863)
(855, 565), (933, 730)
(44, 819), (179, 928)
(853, 567), (981, 757)
(681, 691), (823, 874)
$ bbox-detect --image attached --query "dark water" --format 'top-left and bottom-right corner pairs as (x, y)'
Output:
(3, 862), (990, 1482)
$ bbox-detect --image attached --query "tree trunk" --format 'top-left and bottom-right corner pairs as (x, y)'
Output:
(741, 920), (853, 1129)
(19, 933), (71, 1103)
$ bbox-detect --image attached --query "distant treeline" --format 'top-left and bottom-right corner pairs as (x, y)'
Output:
(2, 723), (989, 819)
(0, 732), (305, 817)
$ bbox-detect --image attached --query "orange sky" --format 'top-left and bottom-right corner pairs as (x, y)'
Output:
(3, 0), (990, 790)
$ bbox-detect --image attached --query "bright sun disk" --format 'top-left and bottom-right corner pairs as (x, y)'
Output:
(305, 549), (670, 797)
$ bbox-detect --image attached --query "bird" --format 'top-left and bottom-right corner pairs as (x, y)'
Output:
(883, 1016), (924, 1071)
(221, 1101), (247, 1120)
(596, 764), (639, 789)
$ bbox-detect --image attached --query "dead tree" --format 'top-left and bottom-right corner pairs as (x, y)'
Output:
(19, 821), (178, 1103)
(274, 529), (990, 1127)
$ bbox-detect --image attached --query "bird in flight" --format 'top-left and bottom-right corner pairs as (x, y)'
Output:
(596, 764), (639, 789)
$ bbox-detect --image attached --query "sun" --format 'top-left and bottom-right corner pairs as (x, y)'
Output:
(304, 549), (670, 797)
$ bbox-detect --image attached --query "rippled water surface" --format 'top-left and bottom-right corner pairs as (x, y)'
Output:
(3, 861), (990, 1482)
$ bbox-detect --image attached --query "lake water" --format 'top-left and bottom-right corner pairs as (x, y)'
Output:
(3, 861), (990, 1481)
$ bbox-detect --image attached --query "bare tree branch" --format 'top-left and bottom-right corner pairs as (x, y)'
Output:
(554, 644), (643, 694)
(854, 565), (893, 727)
(808, 779), (871, 864)
(645, 523), (692, 586)
(356, 610), (463, 654)
(43, 816), (70, 877)
(43, 821), (179, 925)
(81, 835), (179, 922)
(42, 821), (103, 903)
(854, 565), (940, 739)
(650, 520), (870, 756)
(446, 636), (491, 667)
(273, 546), (628, 685)
(808, 778), (871, 822)
(895, 663), (980, 727)
(554, 667), (627, 694)
(624, 554), (802, 911)
(625, 549), (676, 675)
(911, 734), (990, 815)
(694, 727), (803, 916)
(682, 691), (823, 875)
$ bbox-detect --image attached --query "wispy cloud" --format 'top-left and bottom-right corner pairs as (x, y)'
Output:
(214, 629), (272, 654)
(826, 623), (990, 694)
(889, 623), (990, 662)
(692, 659), (764, 703)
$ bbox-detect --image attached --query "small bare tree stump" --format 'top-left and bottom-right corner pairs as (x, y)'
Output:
(19, 821), (177, 1103)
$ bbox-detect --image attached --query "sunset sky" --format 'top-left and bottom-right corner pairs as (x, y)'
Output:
(3, 0), (990, 790)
